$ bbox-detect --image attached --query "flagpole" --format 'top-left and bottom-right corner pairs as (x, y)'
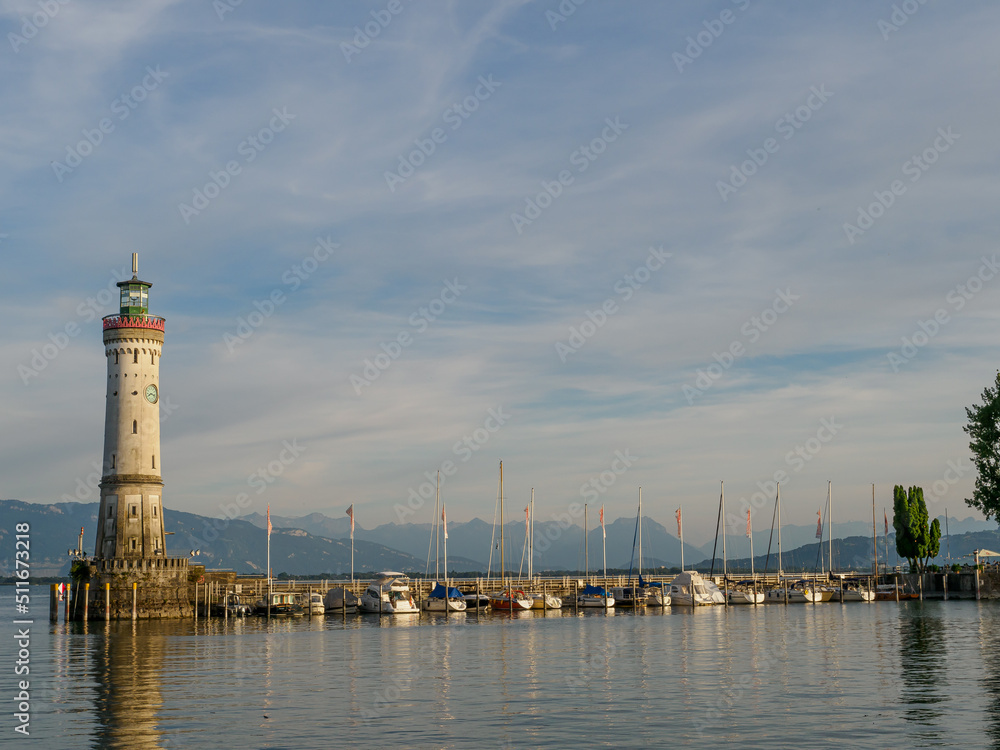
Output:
(748, 509), (755, 579)
(601, 504), (607, 583)
(346, 504), (355, 591)
(678, 506), (684, 571)
(266, 503), (271, 619)
(872, 485), (877, 578)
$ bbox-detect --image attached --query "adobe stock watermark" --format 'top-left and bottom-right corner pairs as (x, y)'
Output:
(213, 0), (243, 21)
(716, 85), (833, 202)
(509, 116), (628, 234)
(350, 279), (466, 394)
(545, 0), (586, 30)
(886, 254), (999, 372)
(57, 398), (180, 504)
(925, 458), (970, 504)
(384, 75), (501, 192)
(223, 236), (338, 352)
(8, 0), (71, 53)
(394, 407), (511, 522)
(177, 107), (296, 224)
(195, 439), (306, 546)
(878, 0), (928, 41)
(18, 263), (133, 385)
(341, 0), (414, 63)
(672, 0), (751, 73)
(579, 450), (638, 503)
(725, 416), (843, 532)
(842, 126), (960, 244)
(683, 288), (799, 405)
(554, 246), (671, 363)
(51, 66), (168, 183)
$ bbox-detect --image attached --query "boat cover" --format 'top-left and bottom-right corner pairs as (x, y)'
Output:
(581, 584), (609, 596)
(638, 575), (663, 589)
(428, 584), (463, 598)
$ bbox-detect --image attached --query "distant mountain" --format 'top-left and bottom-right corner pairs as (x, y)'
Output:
(0, 500), (430, 577)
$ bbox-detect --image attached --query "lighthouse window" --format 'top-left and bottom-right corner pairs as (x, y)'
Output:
(115, 352), (119, 364)
(152, 455), (156, 469)
(151, 352), (155, 365)
(132, 420), (138, 434)
(152, 504), (157, 518)
(130, 539), (137, 551)
(130, 505), (138, 518)
(133, 350), (138, 364)
(111, 454), (116, 469)
(108, 505), (114, 518)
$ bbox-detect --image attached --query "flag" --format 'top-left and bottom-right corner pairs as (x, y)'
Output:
(442, 504), (448, 540)
(676, 508), (682, 537)
(600, 505), (606, 539)
(746, 509), (751, 538)
(524, 505), (529, 535)
(884, 509), (889, 536)
(816, 509), (822, 539)
(267, 504), (272, 537)
(346, 505), (354, 539)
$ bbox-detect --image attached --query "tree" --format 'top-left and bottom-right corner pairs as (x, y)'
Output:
(893, 485), (940, 573)
(964, 371), (1000, 520)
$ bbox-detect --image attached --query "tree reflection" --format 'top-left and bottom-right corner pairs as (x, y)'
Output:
(899, 602), (948, 735)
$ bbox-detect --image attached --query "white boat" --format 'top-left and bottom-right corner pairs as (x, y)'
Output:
(323, 586), (358, 613)
(422, 582), (468, 612)
(841, 584), (875, 602)
(359, 572), (419, 614)
(304, 591), (326, 614)
(668, 570), (725, 605)
(764, 580), (822, 603)
(727, 587), (764, 605)
(610, 585), (648, 607)
(463, 592), (490, 610)
(530, 592), (562, 610)
(646, 585), (671, 606)
(577, 584), (614, 608)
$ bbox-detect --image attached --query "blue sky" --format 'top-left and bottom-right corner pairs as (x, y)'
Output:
(3, 0), (998, 545)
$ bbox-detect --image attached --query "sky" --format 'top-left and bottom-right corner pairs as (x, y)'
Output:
(3, 0), (998, 547)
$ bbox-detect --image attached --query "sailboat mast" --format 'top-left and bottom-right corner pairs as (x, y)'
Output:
(749, 509), (755, 579)
(638, 487), (642, 579)
(777, 483), (783, 576)
(721, 481), (727, 581)
(443, 501), (448, 586)
(602, 505), (607, 582)
(872, 484), (877, 577)
(584, 504), (589, 579)
(529, 488), (534, 580)
(499, 461), (505, 588)
(435, 471), (441, 581)
(828, 480), (833, 575)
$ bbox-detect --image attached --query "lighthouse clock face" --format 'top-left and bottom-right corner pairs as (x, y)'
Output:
(145, 384), (158, 404)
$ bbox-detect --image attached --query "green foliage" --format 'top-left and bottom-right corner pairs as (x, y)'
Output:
(964, 371), (1000, 520)
(892, 485), (939, 573)
(69, 559), (92, 582)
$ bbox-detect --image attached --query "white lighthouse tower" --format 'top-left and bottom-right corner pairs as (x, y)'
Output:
(95, 254), (167, 560)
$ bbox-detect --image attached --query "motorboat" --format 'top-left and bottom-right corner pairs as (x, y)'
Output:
(462, 592), (491, 610)
(488, 586), (533, 611)
(610, 584), (648, 607)
(576, 584), (614, 608)
(764, 580), (822, 603)
(359, 572), (419, 614)
(529, 592), (563, 610)
(726, 583), (764, 605)
(253, 592), (304, 616)
(841, 584), (875, 602)
(211, 593), (252, 617)
(303, 591), (326, 615)
(323, 586), (359, 613)
(668, 571), (726, 605)
(422, 583), (468, 612)
(639, 575), (670, 606)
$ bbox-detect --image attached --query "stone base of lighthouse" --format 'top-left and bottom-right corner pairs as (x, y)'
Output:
(72, 557), (194, 620)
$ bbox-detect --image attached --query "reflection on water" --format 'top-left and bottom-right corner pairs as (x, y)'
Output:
(898, 601), (948, 733)
(4, 587), (1000, 747)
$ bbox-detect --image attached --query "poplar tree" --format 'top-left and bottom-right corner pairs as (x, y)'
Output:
(964, 371), (1000, 520)
(893, 485), (941, 573)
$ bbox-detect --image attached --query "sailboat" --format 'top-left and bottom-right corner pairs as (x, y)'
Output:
(612, 488), (648, 607)
(526, 489), (562, 610)
(577, 503), (614, 607)
(728, 503), (763, 605)
(762, 484), (821, 603)
(488, 461), (532, 611)
(422, 482), (466, 613)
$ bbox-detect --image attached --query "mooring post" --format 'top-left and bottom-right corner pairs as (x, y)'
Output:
(194, 582), (198, 621)
(65, 582), (71, 621)
(918, 574), (923, 601)
(943, 573), (949, 601)
(49, 584), (58, 622)
(131, 582), (137, 620)
(83, 583), (90, 621)
(105, 583), (110, 621)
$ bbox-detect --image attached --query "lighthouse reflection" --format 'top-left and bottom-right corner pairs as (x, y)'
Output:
(90, 621), (168, 749)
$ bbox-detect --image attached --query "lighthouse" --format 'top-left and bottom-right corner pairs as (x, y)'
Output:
(95, 254), (168, 560)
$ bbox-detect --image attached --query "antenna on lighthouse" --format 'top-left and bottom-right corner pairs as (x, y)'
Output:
(132, 253), (138, 278)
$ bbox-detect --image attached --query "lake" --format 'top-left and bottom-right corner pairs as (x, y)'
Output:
(4, 587), (999, 748)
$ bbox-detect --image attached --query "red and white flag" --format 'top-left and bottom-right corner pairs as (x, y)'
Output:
(600, 505), (606, 539)
(884, 509), (889, 536)
(442, 504), (448, 540)
(815, 509), (822, 539)
(346, 505), (354, 540)
(267, 504), (272, 537)
(676, 508), (682, 538)
(524, 505), (529, 535)
(746, 509), (752, 538)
